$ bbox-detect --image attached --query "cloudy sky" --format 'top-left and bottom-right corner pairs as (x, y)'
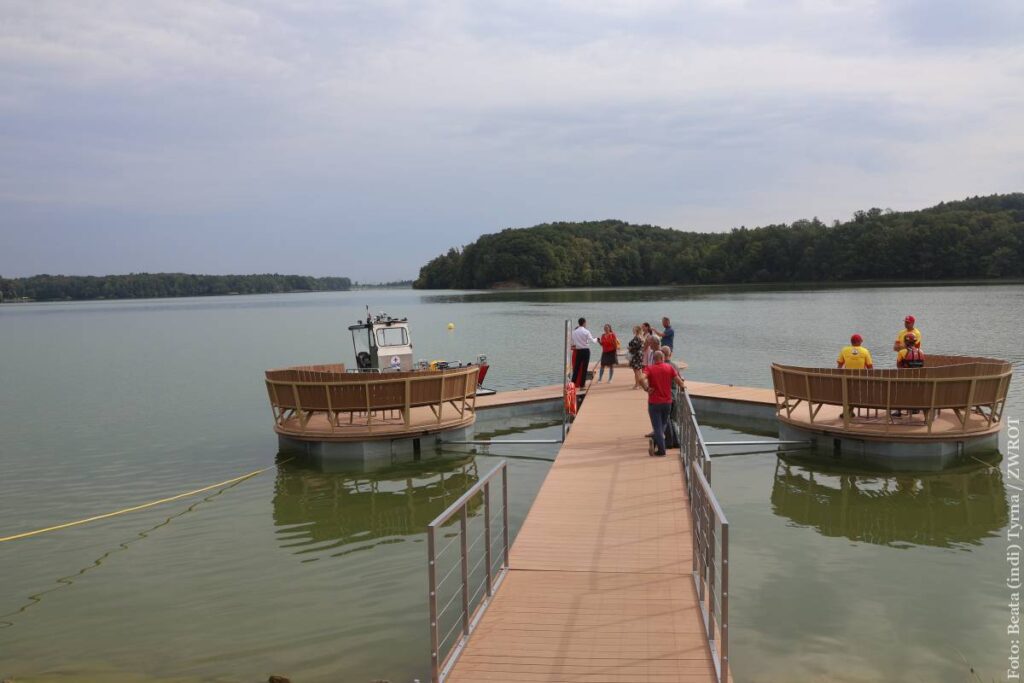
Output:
(1, 0), (1022, 281)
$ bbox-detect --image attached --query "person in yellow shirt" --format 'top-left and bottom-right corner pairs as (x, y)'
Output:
(837, 334), (874, 369)
(892, 314), (922, 354)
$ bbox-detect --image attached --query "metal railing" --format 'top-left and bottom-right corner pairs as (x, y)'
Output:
(427, 460), (510, 683)
(679, 387), (712, 484)
(678, 388), (729, 682)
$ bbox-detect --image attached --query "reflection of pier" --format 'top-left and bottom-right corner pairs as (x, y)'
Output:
(771, 458), (1008, 548)
(272, 456), (481, 558)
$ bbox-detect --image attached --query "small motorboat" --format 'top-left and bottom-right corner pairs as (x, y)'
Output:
(348, 310), (495, 394)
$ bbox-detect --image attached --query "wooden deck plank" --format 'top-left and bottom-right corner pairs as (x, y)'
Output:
(274, 403), (475, 441)
(779, 402), (1002, 440)
(685, 380), (775, 406)
(475, 384), (564, 410)
(447, 370), (716, 683)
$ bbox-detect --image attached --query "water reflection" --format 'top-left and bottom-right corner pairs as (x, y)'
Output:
(272, 454), (482, 560)
(770, 457), (1008, 549)
(421, 285), (773, 304)
(418, 281), (984, 305)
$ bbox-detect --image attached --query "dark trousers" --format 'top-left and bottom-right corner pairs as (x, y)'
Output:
(572, 348), (590, 388)
(648, 402), (671, 453)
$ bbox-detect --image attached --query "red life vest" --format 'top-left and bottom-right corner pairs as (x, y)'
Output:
(901, 348), (925, 368)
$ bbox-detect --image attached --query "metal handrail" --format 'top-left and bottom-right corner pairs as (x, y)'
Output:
(679, 387), (712, 484)
(690, 459), (730, 682)
(678, 388), (729, 682)
(427, 460), (510, 683)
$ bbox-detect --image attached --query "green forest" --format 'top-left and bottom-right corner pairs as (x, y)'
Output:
(414, 194), (1024, 289)
(0, 273), (351, 302)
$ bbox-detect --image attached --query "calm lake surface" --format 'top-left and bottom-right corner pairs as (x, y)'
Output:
(1, 284), (1022, 682)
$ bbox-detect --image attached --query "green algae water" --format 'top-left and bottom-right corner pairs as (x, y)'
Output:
(1, 284), (1021, 682)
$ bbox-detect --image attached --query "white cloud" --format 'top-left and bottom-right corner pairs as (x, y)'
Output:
(0, 0), (1021, 279)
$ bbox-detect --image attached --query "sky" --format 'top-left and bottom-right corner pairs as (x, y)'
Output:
(1, 0), (1022, 282)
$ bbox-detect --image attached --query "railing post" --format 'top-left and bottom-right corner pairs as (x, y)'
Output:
(427, 525), (440, 683)
(404, 378), (412, 426)
(708, 515), (717, 650)
(841, 375), (850, 429)
(502, 465), (510, 568)
(484, 481), (493, 597)
(721, 520), (730, 682)
(691, 461), (699, 577)
(562, 319), (569, 442)
(459, 507), (470, 638)
(963, 378), (977, 431)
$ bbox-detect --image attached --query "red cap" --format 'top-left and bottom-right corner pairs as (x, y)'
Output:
(851, 334), (863, 345)
(904, 315), (915, 325)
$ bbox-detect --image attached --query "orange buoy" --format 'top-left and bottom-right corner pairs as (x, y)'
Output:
(564, 382), (578, 416)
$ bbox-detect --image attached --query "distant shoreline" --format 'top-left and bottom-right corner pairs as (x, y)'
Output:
(0, 272), (354, 304)
(3, 277), (1020, 305)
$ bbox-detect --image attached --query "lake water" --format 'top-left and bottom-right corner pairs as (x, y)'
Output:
(1, 284), (1021, 682)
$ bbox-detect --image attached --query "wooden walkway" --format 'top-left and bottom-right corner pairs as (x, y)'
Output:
(447, 371), (716, 683)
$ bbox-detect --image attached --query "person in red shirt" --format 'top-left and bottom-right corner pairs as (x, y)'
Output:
(640, 350), (685, 456)
(596, 324), (619, 383)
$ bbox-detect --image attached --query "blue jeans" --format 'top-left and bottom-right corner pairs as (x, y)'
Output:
(598, 365), (614, 382)
(648, 402), (671, 454)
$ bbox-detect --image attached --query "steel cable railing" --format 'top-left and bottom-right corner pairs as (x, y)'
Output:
(678, 388), (730, 682)
(426, 461), (509, 683)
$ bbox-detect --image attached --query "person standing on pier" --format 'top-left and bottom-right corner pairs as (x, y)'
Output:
(892, 315), (922, 355)
(837, 334), (874, 369)
(628, 325), (645, 389)
(653, 317), (675, 354)
(643, 334), (661, 368)
(596, 324), (619, 384)
(570, 318), (598, 389)
(640, 350), (685, 457)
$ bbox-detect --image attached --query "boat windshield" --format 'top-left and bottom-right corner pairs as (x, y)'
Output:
(375, 326), (409, 347)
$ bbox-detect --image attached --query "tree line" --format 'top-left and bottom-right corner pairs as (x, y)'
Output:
(0, 273), (352, 302)
(414, 194), (1024, 289)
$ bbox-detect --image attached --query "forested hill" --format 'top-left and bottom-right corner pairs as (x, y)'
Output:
(0, 273), (351, 302)
(413, 194), (1024, 289)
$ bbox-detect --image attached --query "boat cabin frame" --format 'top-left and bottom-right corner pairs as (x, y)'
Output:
(348, 312), (414, 372)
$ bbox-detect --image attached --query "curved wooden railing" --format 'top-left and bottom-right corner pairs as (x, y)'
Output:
(771, 355), (1012, 434)
(265, 364), (480, 434)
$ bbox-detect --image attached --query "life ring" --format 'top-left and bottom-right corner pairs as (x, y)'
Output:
(564, 382), (578, 416)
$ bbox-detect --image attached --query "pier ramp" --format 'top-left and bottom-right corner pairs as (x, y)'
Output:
(446, 372), (719, 683)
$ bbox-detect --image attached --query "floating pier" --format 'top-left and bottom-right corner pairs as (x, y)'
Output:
(441, 370), (726, 683)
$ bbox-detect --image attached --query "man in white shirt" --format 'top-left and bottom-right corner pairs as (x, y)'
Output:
(570, 317), (598, 388)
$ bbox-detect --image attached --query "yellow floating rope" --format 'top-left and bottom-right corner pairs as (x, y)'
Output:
(0, 460), (288, 544)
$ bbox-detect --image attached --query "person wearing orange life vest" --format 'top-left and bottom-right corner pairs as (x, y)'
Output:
(893, 333), (925, 417)
(897, 333), (925, 368)
(892, 315), (922, 355)
(837, 334), (873, 370)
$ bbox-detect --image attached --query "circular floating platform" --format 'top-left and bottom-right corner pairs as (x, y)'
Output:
(771, 355), (1012, 470)
(265, 365), (480, 463)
